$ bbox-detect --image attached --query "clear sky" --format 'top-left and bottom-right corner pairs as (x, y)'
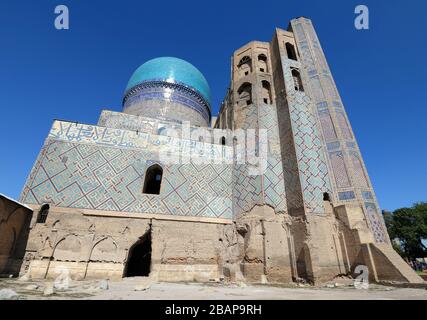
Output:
(0, 0), (426, 211)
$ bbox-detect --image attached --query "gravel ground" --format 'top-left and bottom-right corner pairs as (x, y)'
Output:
(1, 277), (426, 300)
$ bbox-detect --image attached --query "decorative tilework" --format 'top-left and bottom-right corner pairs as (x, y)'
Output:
(232, 163), (263, 215)
(291, 17), (386, 241)
(332, 101), (342, 109)
(309, 75), (326, 102)
(346, 142), (356, 149)
(336, 111), (353, 140)
(259, 104), (287, 213)
(48, 121), (233, 163)
(365, 202), (387, 243)
(98, 110), (231, 146)
(350, 151), (369, 188)
(316, 101), (328, 109)
(123, 80), (211, 124)
(125, 57), (211, 104)
(20, 125), (233, 219)
(98, 110), (156, 134)
(277, 93), (305, 213)
(231, 101), (263, 215)
(329, 151), (351, 188)
(318, 109), (337, 141)
(338, 191), (356, 201)
(280, 57), (332, 214)
(326, 141), (340, 151)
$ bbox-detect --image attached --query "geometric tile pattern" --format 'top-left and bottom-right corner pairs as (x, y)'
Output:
(329, 151), (351, 188)
(123, 80), (211, 124)
(231, 95), (287, 215)
(263, 155), (287, 213)
(350, 151), (369, 188)
(365, 202), (387, 243)
(362, 191), (374, 200)
(318, 109), (337, 141)
(336, 111), (353, 140)
(233, 163), (263, 214)
(98, 110), (228, 146)
(281, 57), (332, 214)
(232, 102), (263, 215)
(44, 120), (233, 163)
(259, 104), (287, 213)
(277, 91), (305, 212)
(20, 136), (233, 219)
(291, 17), (388, 242)
(98, 110), (157, 135)
(338, 191), (356, 201)
(19, 17), (390, 246)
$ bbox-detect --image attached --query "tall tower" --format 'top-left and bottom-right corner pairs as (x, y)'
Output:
(218, 37), (342, 282)
(289, 17), (388, 243)
(227, 41), (287, 216)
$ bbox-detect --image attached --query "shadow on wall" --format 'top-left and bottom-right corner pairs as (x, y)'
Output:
(0, 194), (33, 277)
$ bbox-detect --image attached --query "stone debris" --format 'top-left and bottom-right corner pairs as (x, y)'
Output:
(53, 267), (71, 290)
(43, 283), (54, 296)
(98, 280), (109, 290)
(0, 289), (19, 300)
(134, 278), (152, 291)
(18, 274), (30, 282)
(260, 275), (268, 284)
(134, 284), (151, 291)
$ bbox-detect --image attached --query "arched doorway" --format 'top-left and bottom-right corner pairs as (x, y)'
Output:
(124, 233), (152, 277)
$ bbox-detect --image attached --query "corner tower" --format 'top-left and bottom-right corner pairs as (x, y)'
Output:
(215, 18), (421, 284)
(123, 57), (212, 127)
(288, 17), (388, 243)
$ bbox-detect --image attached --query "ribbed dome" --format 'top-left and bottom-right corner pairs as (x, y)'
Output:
(125, 57), (211, 106)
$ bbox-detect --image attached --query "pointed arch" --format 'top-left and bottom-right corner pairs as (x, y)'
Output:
(285, 42), (298, 61)
(258, 54), (268, 72)
(261, 80), (272, 104)
(291, 69), (304, 92)
(237, 82), (252, 106)
(36, 204), (50, 224)
(237, 56), (252, 78)
(143, 164), (163, 195)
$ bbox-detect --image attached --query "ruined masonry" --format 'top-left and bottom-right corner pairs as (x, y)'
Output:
(0, 17), (422, 284)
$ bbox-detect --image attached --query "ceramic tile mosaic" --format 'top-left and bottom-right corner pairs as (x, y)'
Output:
(278, 57), (332, 214)
(20, 122), (233, 219)
(291, 17), (387, 242)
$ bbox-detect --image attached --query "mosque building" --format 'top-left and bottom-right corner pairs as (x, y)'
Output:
(0, 17), (422, 284)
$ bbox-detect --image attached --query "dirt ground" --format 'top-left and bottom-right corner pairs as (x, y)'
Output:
(1, 277), (426, 300)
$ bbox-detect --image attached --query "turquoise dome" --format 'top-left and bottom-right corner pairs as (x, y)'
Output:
(125, 57), (211, 106)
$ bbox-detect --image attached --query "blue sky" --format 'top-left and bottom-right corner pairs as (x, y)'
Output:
(0, 0), (426, 211)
